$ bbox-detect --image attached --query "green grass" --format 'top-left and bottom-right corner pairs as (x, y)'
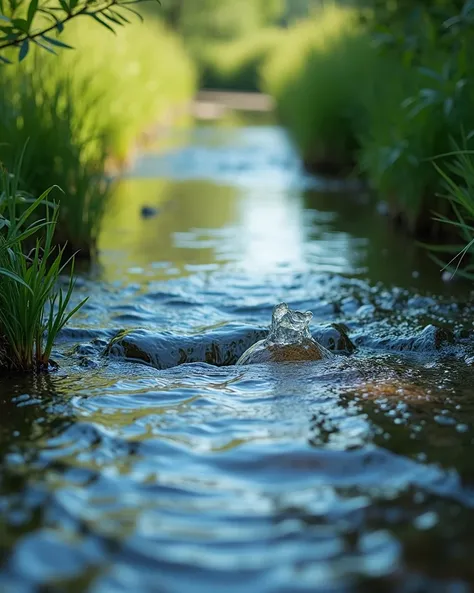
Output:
(357, 41), (474, 234)
(421, 148), (474, 278)
(0, 16), (196, 257)
(0, 157), (87, 372)
(0, 63), (110, 258)
(261, 5), (375, 175)
(197, 29), (285, 92)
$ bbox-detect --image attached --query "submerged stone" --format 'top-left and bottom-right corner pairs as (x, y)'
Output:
(236, 303), (334, 366)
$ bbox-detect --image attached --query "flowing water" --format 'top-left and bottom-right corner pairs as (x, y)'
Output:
(2, 114), (474, 592)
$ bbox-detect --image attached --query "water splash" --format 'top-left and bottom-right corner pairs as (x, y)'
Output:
(237, 303), (333, 365)
(268, 302), (313, 344)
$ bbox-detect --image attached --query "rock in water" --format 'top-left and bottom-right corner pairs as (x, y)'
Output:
(236, 303), (334, 365)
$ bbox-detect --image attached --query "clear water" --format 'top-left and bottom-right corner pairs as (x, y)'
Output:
(2, 117), (474, 593)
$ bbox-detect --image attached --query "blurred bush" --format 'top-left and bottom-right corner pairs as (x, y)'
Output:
(0, 17), (196, 257)
(259, 0), (474, 272)
(357, 2), (474, 235)
(161, 0), (284, 41)
(198, 29), (285, 92)
(261, 5), (374, 175)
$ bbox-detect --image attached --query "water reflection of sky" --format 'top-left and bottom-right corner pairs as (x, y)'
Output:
(101, 125), (367, 281)
(128, 126), (318, 191)
(237, 189), (365, 275)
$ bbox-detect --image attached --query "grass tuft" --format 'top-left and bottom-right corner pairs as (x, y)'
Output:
(0, 154), (87, 372)
(422, 147), (474, 278)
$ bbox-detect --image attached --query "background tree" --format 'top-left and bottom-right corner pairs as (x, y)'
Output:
(160, 0), (284, 41)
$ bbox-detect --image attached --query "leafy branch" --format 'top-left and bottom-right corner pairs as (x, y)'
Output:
(0, 0), (158, 62)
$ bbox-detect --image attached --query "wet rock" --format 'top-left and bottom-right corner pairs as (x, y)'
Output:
(79, 357), (100, 369)
(74, 343), (100, 357)
(313, 323), (356, 354)
(406, 296), (438, 309)
(140, 206), (159, 218)
(356, 304), (376, 318)
(354, 324), (455, 352)
(236, 304), (333, 365)
(104, 324), (267, 369)
(237, 340), (330, 365)
(340, 296), (363, 315)
(104, 321), (356, 370)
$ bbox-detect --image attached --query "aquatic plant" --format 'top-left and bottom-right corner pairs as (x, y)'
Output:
(261, 6), (374, 174)
(0, 158), (87, 372)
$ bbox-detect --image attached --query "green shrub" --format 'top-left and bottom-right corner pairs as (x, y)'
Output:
(261, 6), (375, 174)
(358, 32), (474, 234)
(198, 29), (285, 91)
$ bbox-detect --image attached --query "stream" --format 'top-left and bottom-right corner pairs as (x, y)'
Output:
(2, 112), (474, 592)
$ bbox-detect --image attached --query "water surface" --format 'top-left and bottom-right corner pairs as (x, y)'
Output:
(2, 116), (474, 593)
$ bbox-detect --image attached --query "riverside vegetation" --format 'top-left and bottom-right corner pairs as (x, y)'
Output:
(259, 1), (474, 277)
(0, 0), (196, 372)
(188, 0), (474, 278)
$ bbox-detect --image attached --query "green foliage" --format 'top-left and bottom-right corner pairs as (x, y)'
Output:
(161, 0), (284, 41)
(278, 0), (320, 24)
(261, 6), (375, 174)
(198, 29), (284, 91)
(61, 16), (196, 161)
(421, 148), (474, 278)
(0, 17), (196, 256)
(0, 158), (87, 372)
(262, 0), (474, 265)
(355, 1), (474, 234)
(0, 0), (158, 62)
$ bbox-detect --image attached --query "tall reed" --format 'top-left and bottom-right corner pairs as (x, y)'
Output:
(0, 62), (110, 258)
